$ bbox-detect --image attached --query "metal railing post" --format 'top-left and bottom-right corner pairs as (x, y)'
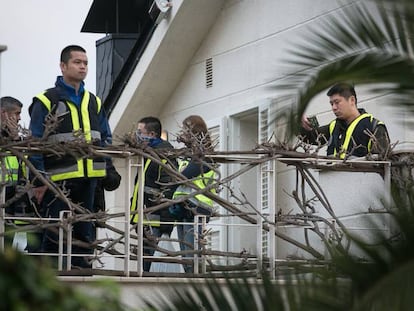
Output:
(383, 161), (392, 207)
(58, 210), (71, 271)
(136, 155), (144, 277)
(66, 212), (72, 271)
(58, 218), (63, 271)
(256, 208), (263, 277)
(193, 216), (200, 274)
(0, 185), (5, 252)
(124, 156), (132, 276)
(0, 157), (6, 252)
(201, 215), (207, 274)
(269, 159), (276, 279)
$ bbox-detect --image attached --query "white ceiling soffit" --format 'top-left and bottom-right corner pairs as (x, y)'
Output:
(110, 0), (225, 136)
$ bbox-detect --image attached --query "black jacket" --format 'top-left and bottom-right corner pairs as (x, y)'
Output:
(301, 109), (390, 158)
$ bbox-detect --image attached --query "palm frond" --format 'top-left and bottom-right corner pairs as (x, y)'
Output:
(271, 0), (414, 135)
(286, 1), (412, 69)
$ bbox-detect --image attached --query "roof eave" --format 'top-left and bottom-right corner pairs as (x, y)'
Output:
(109, 0), (225, 137)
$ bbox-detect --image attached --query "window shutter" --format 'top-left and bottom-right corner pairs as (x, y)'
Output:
(259, 104), (276, 258)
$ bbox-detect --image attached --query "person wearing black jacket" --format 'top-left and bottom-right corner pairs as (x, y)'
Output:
(301, 82), (390, 159)
(29, 45), (112, 268)
(130, 116), (177, 272)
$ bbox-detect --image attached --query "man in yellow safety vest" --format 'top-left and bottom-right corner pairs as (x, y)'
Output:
(29, 45), (112, 268)
(301, 82), (390, 159)
(0, 96), (33, 249)
(130, 116), (177, 272)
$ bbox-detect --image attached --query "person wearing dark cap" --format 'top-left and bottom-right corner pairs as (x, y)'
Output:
(301, 82), (390, 159)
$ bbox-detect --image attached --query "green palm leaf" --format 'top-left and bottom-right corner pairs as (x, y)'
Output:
(273, 0), (414, 134)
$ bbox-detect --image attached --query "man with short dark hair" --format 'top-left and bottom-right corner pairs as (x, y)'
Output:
(0, 96), (22, 140)
(130, 116), (177, 272)
(301, 82), (390, 159)
(29, 45), (112, 268)
(0, 96), (28, 248)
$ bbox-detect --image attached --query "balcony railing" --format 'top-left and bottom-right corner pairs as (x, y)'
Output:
(0, 149), (394, 278)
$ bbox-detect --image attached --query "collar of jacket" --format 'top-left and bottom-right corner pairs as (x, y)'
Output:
(55, 76), (85, 106)
(336, 108), (367, 128)
(148, 137), (163, 147)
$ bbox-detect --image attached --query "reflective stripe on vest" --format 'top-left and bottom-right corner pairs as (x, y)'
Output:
(172, 160), (215, 207)
(329, 113), (373, 159)
(1, 156), (19, 183)
(35, 91), (106, 181)
(14, 217), (31, 225)
(367, 119), (385, 152)
(130, 158), (167, 226)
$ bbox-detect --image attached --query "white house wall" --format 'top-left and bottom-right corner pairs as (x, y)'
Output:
(160, 0), (357, 129)
(158, 0), (405, 150)
(105, 0), (408, 268)
(154, 0), (399, 261)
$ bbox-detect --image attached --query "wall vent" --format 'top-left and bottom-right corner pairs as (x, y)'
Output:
(205, 58), (213, 88)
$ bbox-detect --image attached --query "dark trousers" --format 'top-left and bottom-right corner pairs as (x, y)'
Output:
(40, 178), (97, 268)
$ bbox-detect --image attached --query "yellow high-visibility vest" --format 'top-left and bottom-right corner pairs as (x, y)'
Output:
(329, 113), (384, 159)
(35, 91), (106, 181)
(1, 155), (19, 183)
(172, 160), (216, 207)
(130, 158), (167, 226)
